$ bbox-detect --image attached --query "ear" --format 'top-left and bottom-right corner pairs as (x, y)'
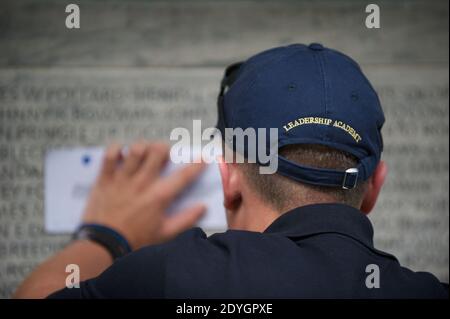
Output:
(360, 161), (388, 214)
(217, 156), (242, 210)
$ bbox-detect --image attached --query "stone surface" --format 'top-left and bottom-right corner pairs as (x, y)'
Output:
(0, 0), (448, 66)
(0, 0), (448, 298)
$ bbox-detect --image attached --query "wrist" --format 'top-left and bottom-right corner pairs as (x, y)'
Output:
(71, 239), (114, 263)
(72, 223), (133, 261)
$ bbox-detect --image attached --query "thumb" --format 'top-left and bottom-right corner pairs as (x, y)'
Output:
(161, 204), (206, 240)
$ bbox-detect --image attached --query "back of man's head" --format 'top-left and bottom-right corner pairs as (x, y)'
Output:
(216, 43), (385, 219)
(239, 144), (368, 213)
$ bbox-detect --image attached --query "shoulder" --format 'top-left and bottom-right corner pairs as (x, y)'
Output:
(147, 227), (268, 265)
(136, 228), (289, 298)
(380, 260), (448, 299)
(155, 227), (291, 262)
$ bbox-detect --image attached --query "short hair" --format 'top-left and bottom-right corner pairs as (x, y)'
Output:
(238, 144), (368, 212)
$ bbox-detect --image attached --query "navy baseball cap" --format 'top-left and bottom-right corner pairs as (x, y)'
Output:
(217, 43), (385, 189)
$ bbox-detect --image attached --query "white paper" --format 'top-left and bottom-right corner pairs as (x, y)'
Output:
(45, 146), (226, 234)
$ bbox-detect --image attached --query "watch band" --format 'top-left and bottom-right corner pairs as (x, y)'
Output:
(72, 224), (132, 260)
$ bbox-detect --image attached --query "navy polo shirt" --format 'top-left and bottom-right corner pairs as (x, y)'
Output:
(49, 203), (448, 299)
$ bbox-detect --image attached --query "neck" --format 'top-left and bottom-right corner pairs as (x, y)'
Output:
(226, 193), (359, 233)
(226, 194), (281, 233)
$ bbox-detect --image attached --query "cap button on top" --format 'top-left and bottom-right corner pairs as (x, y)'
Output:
(309, 43), (324, 51)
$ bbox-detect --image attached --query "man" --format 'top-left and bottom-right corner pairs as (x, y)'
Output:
(15, 43), (448, 298)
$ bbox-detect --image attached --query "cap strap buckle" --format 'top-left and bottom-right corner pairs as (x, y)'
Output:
(342, 168), (359, 190)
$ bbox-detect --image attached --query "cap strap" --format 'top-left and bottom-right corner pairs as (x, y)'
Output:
(277, 155), (362, 189)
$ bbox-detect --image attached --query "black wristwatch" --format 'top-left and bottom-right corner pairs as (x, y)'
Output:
(72, 224), (132, 260)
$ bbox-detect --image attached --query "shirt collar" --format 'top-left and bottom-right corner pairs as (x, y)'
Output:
(263, 203), (375, 249)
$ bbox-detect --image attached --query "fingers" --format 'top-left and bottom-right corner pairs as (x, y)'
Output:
(135, 143), (170, 184)
(161, 204), (206, 240)
(100, 143), (122, 179)
(153, 161), (206, 205)
(101, 141), (171, 183)
(120, 141), (148, 177)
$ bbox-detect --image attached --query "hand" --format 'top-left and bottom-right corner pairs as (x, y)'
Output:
(82, 141), (206, 250)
